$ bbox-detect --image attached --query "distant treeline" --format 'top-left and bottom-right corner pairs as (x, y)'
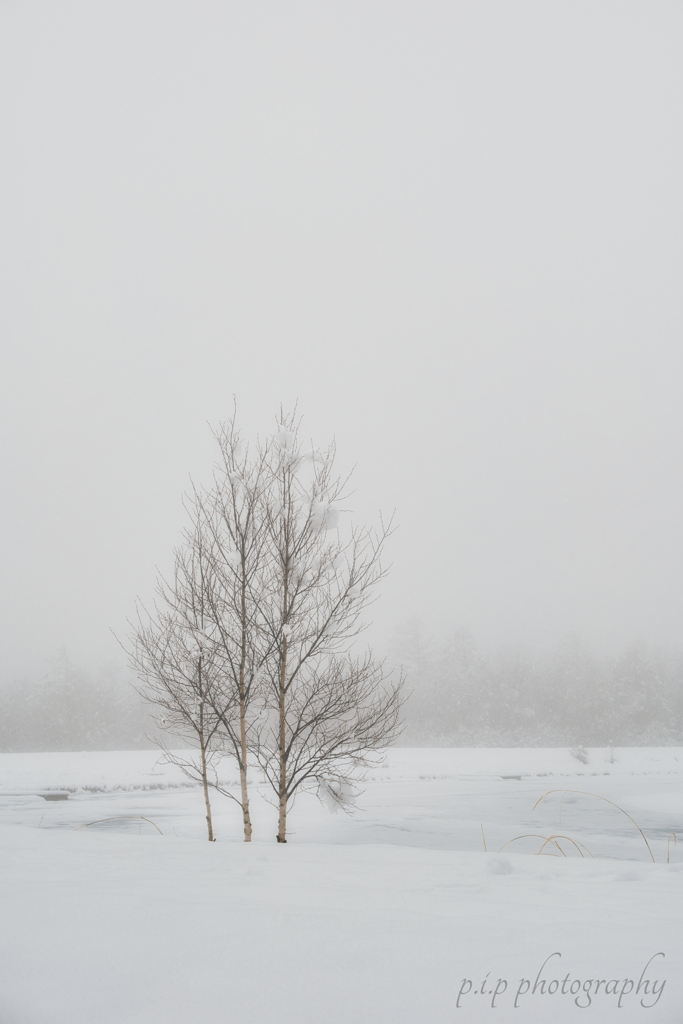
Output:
(0, 653), (151, 753)
(3, 632), (683, 752)
(391, 624), (683, 747)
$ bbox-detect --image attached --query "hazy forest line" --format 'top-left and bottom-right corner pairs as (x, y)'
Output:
(392, 624), (683, 748)
(2, 632), (683, 752)
(0, 654), (150, 753)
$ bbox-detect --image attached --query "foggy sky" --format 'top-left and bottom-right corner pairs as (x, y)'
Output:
(1, 1), (682, 681)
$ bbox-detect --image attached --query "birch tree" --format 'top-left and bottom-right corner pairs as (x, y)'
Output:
(129, 525), (228, 841)
(190, 417), (273, 842)
(129, 408), (403, 844)
(130, 421), (272, 842)
(255, 412), (404, 843)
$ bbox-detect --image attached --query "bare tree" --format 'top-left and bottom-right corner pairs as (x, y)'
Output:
(128, 408), (403, 844)
(189, 415), (274, 842)
(255, 411), (404, 842)
(128, 525), (231, 841)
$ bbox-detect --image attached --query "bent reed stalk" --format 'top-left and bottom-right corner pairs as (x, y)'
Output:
(75, 816), (164, 835)
(667, 833), (677, 864)
(498, 833), (567, 857)
(532, 789), (655, 863)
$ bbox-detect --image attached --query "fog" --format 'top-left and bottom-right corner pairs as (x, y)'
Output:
(1, 2), (682, 694)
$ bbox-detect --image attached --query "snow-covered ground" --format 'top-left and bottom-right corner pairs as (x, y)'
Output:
(1, 748), (681, 1023)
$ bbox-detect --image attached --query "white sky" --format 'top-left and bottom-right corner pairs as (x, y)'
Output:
(1, 1), (682, 679)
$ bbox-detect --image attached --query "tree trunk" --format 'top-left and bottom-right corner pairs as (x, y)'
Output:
(200, 732), (214, 842)
(198, 657), (214, 842)
(238, 573), (252, 842)
(238, 693), (252, 842)
(276, 633), (288, 842)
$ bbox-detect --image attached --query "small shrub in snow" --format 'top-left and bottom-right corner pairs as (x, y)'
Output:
(569, 745), (589, 764)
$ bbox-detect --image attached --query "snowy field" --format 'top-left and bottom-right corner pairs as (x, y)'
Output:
(1, 748), (681, 1023)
